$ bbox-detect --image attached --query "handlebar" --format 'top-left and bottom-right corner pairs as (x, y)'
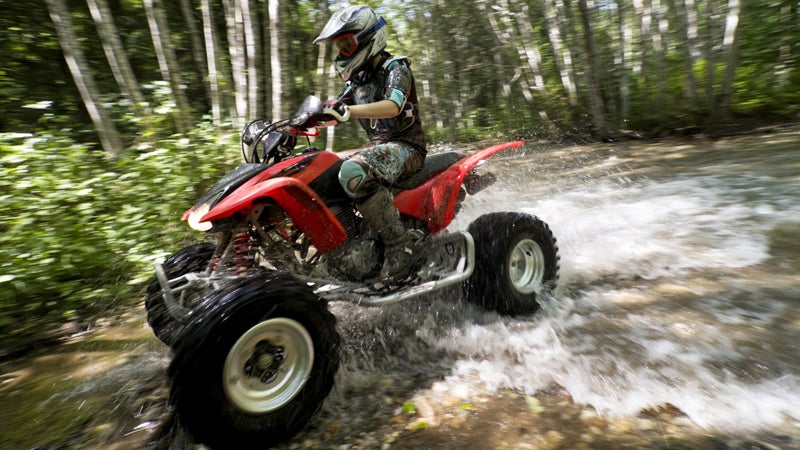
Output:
(240, 96), (329, 164)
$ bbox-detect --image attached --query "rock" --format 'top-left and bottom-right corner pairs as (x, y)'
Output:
(636, 418), (656, 431)
(545, 430), (566, 446)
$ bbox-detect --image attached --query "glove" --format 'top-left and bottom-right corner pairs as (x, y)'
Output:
(322, 99), (350, 123)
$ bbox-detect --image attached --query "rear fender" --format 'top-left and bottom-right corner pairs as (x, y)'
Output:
(394, 141), (525, 233)
(194, 177), (346, 253)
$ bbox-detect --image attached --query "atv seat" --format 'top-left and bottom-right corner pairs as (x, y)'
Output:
(393, 151), (465, 190)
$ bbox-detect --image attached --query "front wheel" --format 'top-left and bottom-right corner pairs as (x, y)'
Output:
(169, 273), (340, 450)
(464, 212), (559, 315)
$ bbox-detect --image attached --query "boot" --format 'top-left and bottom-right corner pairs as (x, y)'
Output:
(357, 187), (420, 280)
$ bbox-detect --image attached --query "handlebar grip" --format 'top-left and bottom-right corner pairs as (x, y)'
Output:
(322, 105), (350, 123)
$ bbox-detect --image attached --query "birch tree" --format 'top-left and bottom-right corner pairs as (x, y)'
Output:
(201, 0), (223, 126)
(509, 0), (550, 122)
(701, 0), (722, 111)
(717, 0), (741, 118)
(143, 0), (192, 132)
(179, 0), (210, 103)
(776, 0), (797, 88)
(86, 0), (148, 116)
(46, 0), (123, 155)
(313, 1), (336, 150)
(612, 0), (632, 122)
(242, 0), (260, 119)
(633, 0), (654, 113)
(651, 0), (669, 111)
(222, 0), (247, 127)
(669, 0), (700, 105)
(480, 0), (549, 123)
(543, 0), (578, 106)
(577, 0), (609, 137)
(268, 0), (283, 120)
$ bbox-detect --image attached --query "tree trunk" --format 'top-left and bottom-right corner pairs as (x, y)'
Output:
(542, 0), (578, 106)
(717, 0), (741, 119)
(776, 0), (797, 88)
(613, 0), (632, 123)
(46, 0), (123, 155)
(179, 0), (210, 105)
(222, 0), (247, 127)
(670, 0), (700, 106)
(651, 0), (669, 113)
(702, 0), (721, 115)
(775, 0), (796, 88)
(85, 0), (149, 116)
(482, 0), (550, 123)
(510, 0), (550, 122)
(268, 0), (283, 120)
(241, 0), (260, 119)
(143, 0), (192, 132)
(200, 0), (222, 126)
(312, 0), (336, 150)
(633, 0), (653, 115)
(577, 0), (609, 137)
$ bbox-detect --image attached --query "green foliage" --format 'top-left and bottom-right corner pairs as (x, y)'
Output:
(0, 124), (237, 346)
(3, 0), (800, 349)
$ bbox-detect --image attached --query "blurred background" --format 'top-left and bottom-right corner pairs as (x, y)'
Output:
(1, 0), (798, 398)
(1, 2), (799, 449)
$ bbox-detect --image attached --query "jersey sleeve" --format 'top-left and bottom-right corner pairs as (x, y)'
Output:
(384, 61), (413, 111)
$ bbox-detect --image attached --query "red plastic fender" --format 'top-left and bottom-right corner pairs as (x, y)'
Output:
(394, 140), (525, 233)
(198, 177), (347, 253)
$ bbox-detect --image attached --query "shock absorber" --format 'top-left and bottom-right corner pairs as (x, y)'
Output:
(231, 231), (255, 274)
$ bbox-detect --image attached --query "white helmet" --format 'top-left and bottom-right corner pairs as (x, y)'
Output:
(313, 5), (387, 82)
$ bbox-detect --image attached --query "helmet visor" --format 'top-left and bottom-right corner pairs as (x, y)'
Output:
(333, 33), (359, 57)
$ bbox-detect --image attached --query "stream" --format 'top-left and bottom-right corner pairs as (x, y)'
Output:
(1, 129), (798, 449)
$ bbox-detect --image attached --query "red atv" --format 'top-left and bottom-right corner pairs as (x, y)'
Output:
(146, 96), (559, 449)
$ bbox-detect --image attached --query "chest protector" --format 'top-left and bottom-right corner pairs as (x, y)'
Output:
(343, 55), (421, 145)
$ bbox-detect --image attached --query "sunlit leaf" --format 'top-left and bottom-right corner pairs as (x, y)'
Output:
(525, 395), (545, 414)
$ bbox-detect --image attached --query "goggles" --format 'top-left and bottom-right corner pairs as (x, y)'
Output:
(332, 17), (386, 58)
(333, 33), (359, 57)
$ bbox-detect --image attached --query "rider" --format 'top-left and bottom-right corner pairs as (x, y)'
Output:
(314, 5), (427, 280)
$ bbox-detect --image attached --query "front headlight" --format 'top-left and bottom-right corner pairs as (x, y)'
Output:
(187, 202), (213, 231)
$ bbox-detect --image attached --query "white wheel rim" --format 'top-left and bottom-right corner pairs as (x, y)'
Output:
(509, 238), (546, 294)
(223, 317), (314, 413)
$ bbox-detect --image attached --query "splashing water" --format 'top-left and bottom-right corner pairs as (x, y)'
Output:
(328, 134), (800, 438)
(2, 133), (798, 449)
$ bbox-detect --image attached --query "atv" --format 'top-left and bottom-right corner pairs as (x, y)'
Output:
(146, 96), (559, 449)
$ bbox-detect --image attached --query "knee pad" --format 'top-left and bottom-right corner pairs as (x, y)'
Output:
(339, 160), (369, 198)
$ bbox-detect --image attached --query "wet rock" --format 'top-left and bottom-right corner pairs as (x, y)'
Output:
(609, 417), (633, 434)
(636, 417), (656, 431)
(544, 430), (566, 446)
(410, 395), (437, 425)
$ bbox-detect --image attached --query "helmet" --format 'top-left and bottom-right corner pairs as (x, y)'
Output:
(313, 5), (387, 82)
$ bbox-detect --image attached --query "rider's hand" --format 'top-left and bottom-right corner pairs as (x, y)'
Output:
(322, 99), (350, 123)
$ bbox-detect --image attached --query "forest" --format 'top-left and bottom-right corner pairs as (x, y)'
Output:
(1, 0), (798, 350)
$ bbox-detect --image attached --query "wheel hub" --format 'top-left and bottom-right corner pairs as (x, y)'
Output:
(223, 317), (314, 414)
(509, 238), (545, 294)
(244, 341), (285, 383)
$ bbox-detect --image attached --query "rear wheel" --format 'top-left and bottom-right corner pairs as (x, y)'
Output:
(464, 212), (559, 315)
(145, 243), (215, 347)
(169, 273), (340, 450)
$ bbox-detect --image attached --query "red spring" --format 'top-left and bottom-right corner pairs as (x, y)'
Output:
(231, 232), (254, 274)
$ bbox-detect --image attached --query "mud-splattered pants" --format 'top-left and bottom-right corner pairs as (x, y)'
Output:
(338, 141), (424, 199)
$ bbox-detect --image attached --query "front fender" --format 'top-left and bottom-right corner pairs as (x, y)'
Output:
(197, 176), (346, 253)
